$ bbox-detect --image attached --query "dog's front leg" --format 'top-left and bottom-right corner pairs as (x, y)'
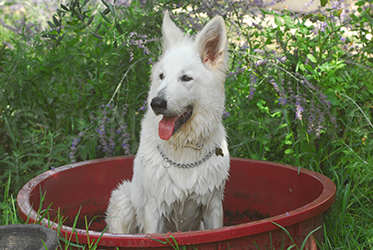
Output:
(202, 196), (224, 229)
(142, 198), (163, 234)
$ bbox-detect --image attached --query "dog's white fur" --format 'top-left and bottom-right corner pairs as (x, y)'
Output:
(105, 11), (230, 234)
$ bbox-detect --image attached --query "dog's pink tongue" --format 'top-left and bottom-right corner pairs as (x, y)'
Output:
(159, 115), (178, 140)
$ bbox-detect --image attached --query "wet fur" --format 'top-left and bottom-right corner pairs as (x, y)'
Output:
(105, 11), (230, 234)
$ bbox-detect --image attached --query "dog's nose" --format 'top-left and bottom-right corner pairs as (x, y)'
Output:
(151, 97), (167, 115)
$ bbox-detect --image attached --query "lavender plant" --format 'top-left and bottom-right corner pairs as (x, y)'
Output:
(222, 0), (371, 163)
(69, 104), (131, 162)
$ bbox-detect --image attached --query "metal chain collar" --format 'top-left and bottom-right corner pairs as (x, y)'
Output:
(157, 145), (223, 169)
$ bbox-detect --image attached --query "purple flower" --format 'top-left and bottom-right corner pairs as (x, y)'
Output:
(248, 74), (257, 100)
(223, 109), (230, 119)
(78, 132), (85, 137)
(254, 49), (264, 54)
(278, 98), (287, 106)
(278, 56), (287, 63)
(320, 22), (328, 32)
(295, 103), (304, 121)
(69, 152), (76, 163)
(138, 99), (147, 112)
(255, 59), (269, 67)
(270, 79), (280, 93)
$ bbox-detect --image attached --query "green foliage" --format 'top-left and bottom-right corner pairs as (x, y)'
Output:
(0, 0), (162, 197)
(222, 3), (373, 247)
(0, 174), (21, 225)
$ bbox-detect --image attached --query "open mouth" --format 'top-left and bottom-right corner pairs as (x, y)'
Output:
(158, 106), (193, 140)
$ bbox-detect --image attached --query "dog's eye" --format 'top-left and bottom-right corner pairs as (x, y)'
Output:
(181, 75), (193, 82)
(159, 73), (164, 80)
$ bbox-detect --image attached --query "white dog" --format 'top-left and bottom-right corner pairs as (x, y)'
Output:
(105, 11), (230, 234)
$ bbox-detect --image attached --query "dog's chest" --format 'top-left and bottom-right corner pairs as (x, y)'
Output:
(161, 195), (204, 233)
(149, 161), (225, 200)
(140, 147), (229, 204)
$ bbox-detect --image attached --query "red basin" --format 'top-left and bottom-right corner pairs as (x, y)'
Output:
(17, 156), (336, 250)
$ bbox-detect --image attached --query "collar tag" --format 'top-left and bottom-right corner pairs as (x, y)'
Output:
(215, 147), (224, 157)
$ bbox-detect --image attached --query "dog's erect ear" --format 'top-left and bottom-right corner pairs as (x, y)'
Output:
(195, 16), (227, 68)
(162, 11), (186, 49)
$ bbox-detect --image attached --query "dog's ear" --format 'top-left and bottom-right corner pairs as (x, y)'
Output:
(195, 16), (227, 69)
(162, 11), (186, 49)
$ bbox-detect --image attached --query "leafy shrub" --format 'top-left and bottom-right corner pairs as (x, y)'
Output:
(0, 0), (163, 194)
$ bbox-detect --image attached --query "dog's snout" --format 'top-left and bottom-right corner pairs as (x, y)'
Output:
(151, 97), (167, 115)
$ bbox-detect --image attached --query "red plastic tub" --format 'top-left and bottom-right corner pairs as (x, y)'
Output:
(18, 156), (336, 250)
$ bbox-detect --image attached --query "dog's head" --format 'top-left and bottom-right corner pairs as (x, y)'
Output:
(148, 11), (228, 143)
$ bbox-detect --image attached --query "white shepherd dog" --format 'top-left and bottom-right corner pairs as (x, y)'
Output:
(105, 11), (230, 234)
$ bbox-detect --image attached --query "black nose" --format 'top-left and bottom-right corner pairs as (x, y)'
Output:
(151, 97), (167, 115)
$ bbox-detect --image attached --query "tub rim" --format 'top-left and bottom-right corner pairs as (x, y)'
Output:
(17, 156), (336, 247)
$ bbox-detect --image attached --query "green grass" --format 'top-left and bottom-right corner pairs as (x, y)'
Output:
(1, 0), (373, 249)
